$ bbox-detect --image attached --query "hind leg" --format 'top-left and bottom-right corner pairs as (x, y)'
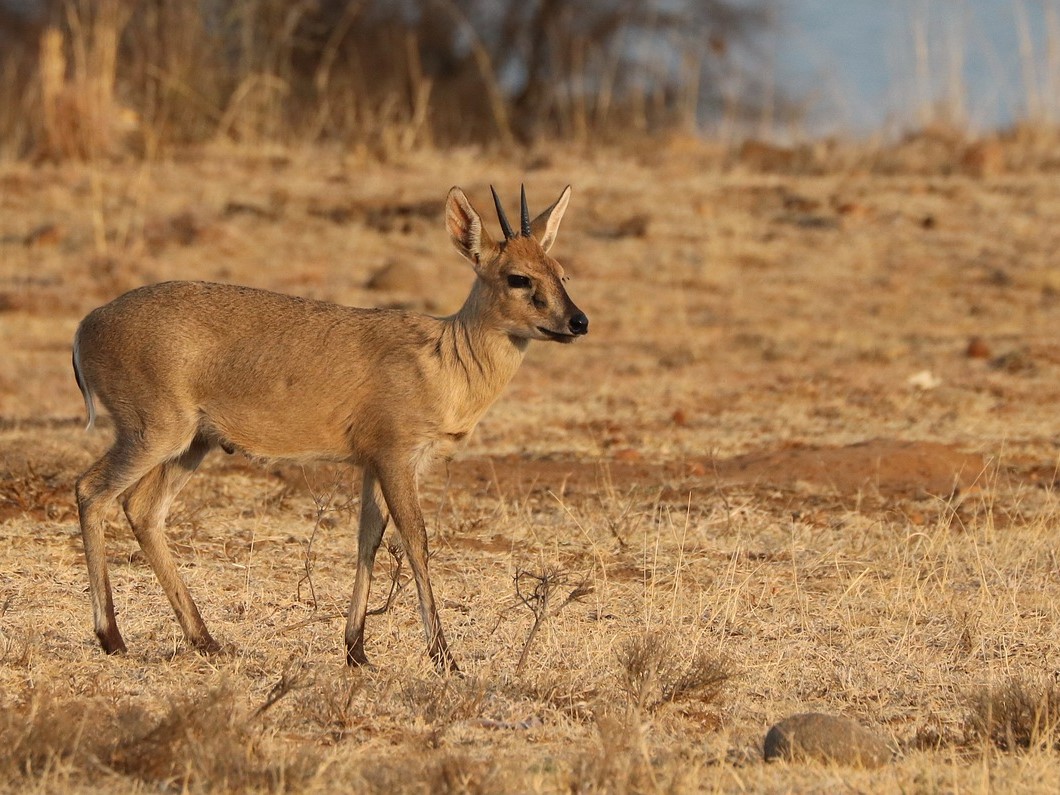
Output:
(76, 436), (169, 654)
(121, 434), (217, 652)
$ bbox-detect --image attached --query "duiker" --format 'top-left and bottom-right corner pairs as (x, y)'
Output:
(73, 185), (587, 672)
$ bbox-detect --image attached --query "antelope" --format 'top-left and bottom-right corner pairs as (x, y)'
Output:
(72, 185), (587, 672)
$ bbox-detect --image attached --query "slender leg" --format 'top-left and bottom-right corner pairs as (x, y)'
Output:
(121, 435), (217, 653)
(76, 436), (166, 654)
(344, 467), (390, 666)
(375, 462), (458, 674)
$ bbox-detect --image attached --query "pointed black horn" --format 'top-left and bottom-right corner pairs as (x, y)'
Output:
(491, 185), (514, 240)
(520, 184), (531, 236)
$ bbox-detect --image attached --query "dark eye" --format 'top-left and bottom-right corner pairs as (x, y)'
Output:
(507, 274), (531, 289)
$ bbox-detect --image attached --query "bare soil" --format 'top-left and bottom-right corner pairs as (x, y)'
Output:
(2, 141), (1060, 792)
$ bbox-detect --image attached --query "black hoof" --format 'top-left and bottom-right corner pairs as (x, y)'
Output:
(346, 643), (372, 668)
(434, 653), (461, 676)
(193, 637), (226, 656)
(98, 629), (127, 655)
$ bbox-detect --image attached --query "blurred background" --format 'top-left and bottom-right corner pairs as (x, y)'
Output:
(0, 0), (1057, 158)
(774, 1), (1059, 136)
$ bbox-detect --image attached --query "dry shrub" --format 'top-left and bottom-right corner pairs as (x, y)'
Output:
(290, 673), (366, 743)
(571, 714), (649, 794)
(112, 685), (318, 791)
(111, 687), (251, 786)
(617, 631), (731, 713)
(0, 686), (315, 791)
(0, 691), (107, 781)
(512, 567), (593, 674)
(503, 671), (598, 724)
(965, 677), (1060, 753)
(571, 636), (728, 793)
(397, 675), (489, 727)
(1, 0), (774, 157)
(423, 751), (498, 795)
(38, 2), (141, 160)
(357, 748), (498, 795)
(570, 713), (690, 795)
(908, 719), (964, 753)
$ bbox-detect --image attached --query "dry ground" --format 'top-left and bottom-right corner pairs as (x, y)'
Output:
(2, 140), (1060, 792)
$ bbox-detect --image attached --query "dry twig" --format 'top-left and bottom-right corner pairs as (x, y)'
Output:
(513, 568), (593, 674)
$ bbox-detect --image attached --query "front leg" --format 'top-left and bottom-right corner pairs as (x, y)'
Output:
(375, 461), (459, 674)
(345, 467), (389, 666)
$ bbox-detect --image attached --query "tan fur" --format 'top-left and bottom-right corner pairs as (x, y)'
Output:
(72, 186), (586, 672)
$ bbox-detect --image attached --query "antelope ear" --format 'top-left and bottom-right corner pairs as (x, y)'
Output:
(530, 185), (571, 253)
(446, 187), (498, 272)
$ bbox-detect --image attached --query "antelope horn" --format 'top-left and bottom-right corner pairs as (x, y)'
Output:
(520, 184), (531, 237)
(491, 185), (514, 240)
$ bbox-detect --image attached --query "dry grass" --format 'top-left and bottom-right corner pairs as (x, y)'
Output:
(618, 631), (730, 714)
(0, 684), (311, 791)
(966, 678), (1060, 753)
(3, 139), (1060, 792)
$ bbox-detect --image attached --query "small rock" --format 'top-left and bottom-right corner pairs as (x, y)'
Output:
(907, 370), (941, 390)
(764, 712), (891, 768)
(966, 336), (991, 359)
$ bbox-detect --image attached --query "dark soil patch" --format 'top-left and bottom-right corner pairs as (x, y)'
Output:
(450, 438), (988, 503)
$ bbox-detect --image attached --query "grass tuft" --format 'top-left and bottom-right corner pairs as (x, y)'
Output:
(0, 686), (317, 791)
(113, 684), (316, 791)
(617, 630), (731, 713)
(965, 677), (1060, 753)
(0, 690), (106, 781)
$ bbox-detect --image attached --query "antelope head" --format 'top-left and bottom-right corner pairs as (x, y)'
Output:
(446, 184), (588, 343)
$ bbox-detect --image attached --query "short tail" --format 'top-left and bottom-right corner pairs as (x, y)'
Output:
(72, 334), (96, 431)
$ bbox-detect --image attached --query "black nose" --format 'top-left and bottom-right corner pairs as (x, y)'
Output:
(569, 312), (589, 336)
